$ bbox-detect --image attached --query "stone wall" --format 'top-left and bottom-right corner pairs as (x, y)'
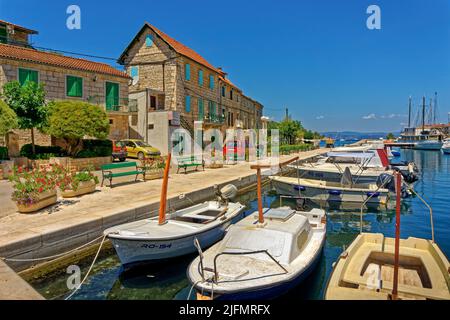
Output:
(29, 156), (112, 171)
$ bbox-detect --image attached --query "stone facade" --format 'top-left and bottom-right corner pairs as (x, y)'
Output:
(120, 23), (264, 139)
(0, 58), (131, 150)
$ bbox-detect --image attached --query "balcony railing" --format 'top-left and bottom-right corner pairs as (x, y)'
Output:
(86, 96), (138, 113)
(203, 114), (225, 125)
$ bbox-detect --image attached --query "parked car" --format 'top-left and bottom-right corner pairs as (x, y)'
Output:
(118, 139), (161, 160)
(112, 140), (127, 162)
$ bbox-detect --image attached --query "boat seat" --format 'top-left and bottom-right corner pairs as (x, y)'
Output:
(179, 213), (216, 221)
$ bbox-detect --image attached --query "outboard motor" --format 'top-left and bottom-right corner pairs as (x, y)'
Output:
(215, 184), (238, 205)
(376, 173), (411, 198)
(389, 161), (419, 184)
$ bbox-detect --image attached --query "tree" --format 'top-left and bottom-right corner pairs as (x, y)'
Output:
(278, 119), (304, 145)
(386, 133), (395, 140)
(46, 100), (110, 156)
(1, 81), (47, 154)
(0, 99), (18, 136)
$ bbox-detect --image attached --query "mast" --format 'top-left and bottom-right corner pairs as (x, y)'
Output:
(422, 96), (426, 133)
(434, 92), (438, 124)
(408, 96), (412, 128)
(158, 153), (172, 225)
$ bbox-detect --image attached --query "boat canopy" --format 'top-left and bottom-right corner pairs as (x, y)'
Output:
(326, 152), (375, 159)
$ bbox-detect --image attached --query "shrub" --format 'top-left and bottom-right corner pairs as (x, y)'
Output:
(46, 101), (110, 156)
(74, 139), (112, 158)
(59, 168), (99, 192)
(20, 144), (65, 160)
(279, 144), (313, 155)
(0, 146), (8, 160)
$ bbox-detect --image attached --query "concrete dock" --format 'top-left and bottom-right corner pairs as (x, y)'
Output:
(0, 149), (326, 274)
(0, 260), (44, 300)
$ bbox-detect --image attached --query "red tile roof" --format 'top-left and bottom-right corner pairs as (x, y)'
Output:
(219, 75), (240, 91)
(119, 23), (226, 76)
(0, 20), (38, 34)
(0, 44), (130, 79)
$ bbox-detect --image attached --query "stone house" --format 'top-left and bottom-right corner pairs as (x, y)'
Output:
(0, 20), (133, 153)
(118, 22), (264, 150)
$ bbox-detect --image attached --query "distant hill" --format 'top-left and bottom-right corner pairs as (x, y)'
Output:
(321, 131), (401, 140)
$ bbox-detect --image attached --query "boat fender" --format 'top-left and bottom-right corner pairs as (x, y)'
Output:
(294, 185), (306, 191)
(328, 190), (342, 196)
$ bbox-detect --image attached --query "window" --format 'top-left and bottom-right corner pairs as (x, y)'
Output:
(150, 96), (157, 110)
(66, 75), (83, 97)
(130, 66), (139, 84)
(198, 98), (204, 120)
(185, 64), (191, 81)
(18, 68), (38, 86)
(230, 89), (234, 100)
(221, 86), (226, 97)
(109, 119), (114, 125)
(145, 34), (154, 47)
(209, 75), (214, 89)
(0, 27), (6, 44)
(208, 101), (216, 116)
(185, 95), (191, 113)
(198, 69), (203, 86)
(105, 82), (119, 110)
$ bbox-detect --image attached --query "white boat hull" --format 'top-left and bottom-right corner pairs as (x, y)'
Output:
(270, 177), (389, 205)
(414, 141), (443, 150)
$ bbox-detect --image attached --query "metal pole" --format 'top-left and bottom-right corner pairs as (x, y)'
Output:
(392, 172), (402, 299)
(422, 96), (426, 133)
(257, 168), (264, 224)
(408, 96), (412, 128)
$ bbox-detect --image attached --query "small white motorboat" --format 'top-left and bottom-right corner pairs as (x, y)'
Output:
(442, 140), (450, 154)
(104, 154), (246, 266)
(270, 175), (391, 205)
(187, 159), (326, 300)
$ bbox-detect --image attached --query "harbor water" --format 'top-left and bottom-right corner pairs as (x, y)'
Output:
(28, 148), (450, 300)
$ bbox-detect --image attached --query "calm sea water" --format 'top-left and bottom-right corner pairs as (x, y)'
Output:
(29, 148), (450, 300)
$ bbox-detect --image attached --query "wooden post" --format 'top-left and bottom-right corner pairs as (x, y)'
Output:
(392, 171), (402, 299)
(256, 168), (264, 224)
(158, 153), (172, 225)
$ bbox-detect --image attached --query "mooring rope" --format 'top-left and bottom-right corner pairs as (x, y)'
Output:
(0, 234), (106, 262)
(64, 234), (108, 300)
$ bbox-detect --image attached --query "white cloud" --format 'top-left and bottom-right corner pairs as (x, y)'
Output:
(362, 113), (376, 120)
(316, 115), (325, 120)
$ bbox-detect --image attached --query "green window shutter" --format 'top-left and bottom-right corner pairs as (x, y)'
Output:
(106, 82), (119, 110)
(18, 68), (38, 86)
(209, 75), (214, 89)
(198, 98), (204, 120)
(185, 64), (191, 81)
(66, 76), (83, 97)
(0, 27), (7, 44)
(185, 95), (191, 113)
(198, 70), (203, 86)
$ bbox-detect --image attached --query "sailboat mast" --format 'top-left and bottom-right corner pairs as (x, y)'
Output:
(408, 96), (412, 128)
(422, 96), (426, 133)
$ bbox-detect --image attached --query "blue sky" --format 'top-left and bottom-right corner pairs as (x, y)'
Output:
(1, 0), (449, 132)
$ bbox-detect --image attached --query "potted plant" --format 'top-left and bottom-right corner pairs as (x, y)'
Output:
(60, 168), (99, 198)
(9, 165), (62, 213)
(142, 157), (165, 180)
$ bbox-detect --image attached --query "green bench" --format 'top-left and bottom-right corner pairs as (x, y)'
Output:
(101, 161), (145, 187)
(175, 155), (205, 174)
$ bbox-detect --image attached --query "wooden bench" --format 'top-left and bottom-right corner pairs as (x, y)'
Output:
(175, 155), (205, 174)
(101, 162), (145, 187)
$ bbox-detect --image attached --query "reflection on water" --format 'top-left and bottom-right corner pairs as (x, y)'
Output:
(30, 149), (450, 300)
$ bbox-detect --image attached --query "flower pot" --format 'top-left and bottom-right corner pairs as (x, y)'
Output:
(144, 170), (164, 181)
(61, 180), (97, 198)
(207, 163), (224, 169)
(16, 190), (58, 214)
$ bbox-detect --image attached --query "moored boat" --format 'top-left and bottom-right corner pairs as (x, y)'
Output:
(187, 158), (326, 300)
(104, 153), (246, 266)
(442, 140), (450, 154)
(325, 172), (450, 300)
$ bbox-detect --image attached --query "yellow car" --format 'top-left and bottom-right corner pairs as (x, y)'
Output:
(118, 139), (161, 160)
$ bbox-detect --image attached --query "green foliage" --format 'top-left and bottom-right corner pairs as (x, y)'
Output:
(279, 144), (313, 154)
(278, 119), (304, 145)
(1, 81), (47, 130)
(0, 146), (8, 160)
(386, 133), (396, 140)
(46, 100), (110, 156)
(75, 139), (112, 158)
(20, 144), (65, 160)
(0, 99), (18, 136)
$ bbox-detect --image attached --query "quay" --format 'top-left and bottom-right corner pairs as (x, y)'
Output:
(0, 259), (44, 300)
(0, 149), (326, 281)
